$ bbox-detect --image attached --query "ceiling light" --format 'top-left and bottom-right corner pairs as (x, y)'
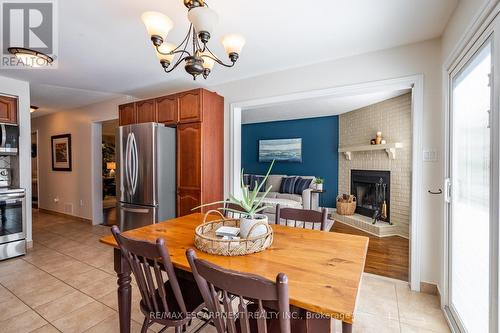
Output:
(30, 106), (39, 113)
(142, 0), (244, 80)
(7, 48), (54, 67)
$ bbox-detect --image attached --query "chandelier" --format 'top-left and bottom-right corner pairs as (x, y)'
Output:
(141, 0), (245, 80)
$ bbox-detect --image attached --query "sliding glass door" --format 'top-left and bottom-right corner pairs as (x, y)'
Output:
(447, 18), (499, 331)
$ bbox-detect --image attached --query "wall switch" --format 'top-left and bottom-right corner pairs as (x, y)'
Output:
(80, 200), (84, 207)
(423, 149), (437, 162)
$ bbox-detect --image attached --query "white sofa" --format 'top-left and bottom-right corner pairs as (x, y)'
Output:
(246, 174), (319, 223)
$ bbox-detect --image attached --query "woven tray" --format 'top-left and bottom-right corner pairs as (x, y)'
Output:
(194, 210), (273, 256)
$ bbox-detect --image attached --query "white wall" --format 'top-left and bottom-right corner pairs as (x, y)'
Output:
(210, 38), (443, 286)
(0, 76), (31, 244)
(31, 96), (131, 220)
(442, 0), (491, 61)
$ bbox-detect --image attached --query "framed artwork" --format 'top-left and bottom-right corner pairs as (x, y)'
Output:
(259, 138), (302, 163)
(51, 134), (72, 171)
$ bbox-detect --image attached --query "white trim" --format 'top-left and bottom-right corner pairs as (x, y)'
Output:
(90, 122), (103, 225)
(229, 74), (424, 291)
(442, 3), (500, 332)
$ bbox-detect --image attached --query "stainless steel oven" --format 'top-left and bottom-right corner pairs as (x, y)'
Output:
(0, 188), (25, 260)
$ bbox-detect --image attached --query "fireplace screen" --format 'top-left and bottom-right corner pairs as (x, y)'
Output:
(350, 170), (390, 223)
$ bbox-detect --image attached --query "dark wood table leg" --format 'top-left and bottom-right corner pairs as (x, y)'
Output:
(342, 321), (352, 333)
(114, 248), (132, 333)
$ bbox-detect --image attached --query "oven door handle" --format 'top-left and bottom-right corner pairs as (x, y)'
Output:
(0, 193), (24, 200)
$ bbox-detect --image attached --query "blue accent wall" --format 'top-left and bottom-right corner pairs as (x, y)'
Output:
(242, 116), (339, 207)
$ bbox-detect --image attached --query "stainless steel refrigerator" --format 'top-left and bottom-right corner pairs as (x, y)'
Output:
(116, 122), (176, 230)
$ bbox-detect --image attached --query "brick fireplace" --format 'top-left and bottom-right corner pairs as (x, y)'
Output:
(335, 93), (411, 238)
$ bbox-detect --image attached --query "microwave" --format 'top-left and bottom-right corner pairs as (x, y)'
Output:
(0, 124), (18, 155)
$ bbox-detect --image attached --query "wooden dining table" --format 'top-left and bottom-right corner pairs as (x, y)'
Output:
(100, 213), (369, 333)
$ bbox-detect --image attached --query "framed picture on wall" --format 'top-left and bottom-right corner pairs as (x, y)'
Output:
(51, 134), (72, 171)
(259, 138), (302, 162)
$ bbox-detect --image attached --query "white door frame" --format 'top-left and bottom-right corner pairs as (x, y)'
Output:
(443, 2), (500, 331)
(90, 118), (119, 225)
(229, 74), (424, 291)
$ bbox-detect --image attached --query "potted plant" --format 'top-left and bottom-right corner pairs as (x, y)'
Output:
(314, 177), (324, 191)
(195, 160), (275, 238)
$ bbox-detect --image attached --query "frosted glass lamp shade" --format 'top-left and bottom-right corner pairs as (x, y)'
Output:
(188, 6), (218, 34)
(200, 52), (215, 70)
(156, 43), (176, 63)
(222, 34), (245, 55)
(141, 12), (173, 39)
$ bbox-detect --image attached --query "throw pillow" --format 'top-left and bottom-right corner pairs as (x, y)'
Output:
(279, 176), (298, 194)
(249, 175), (267, 192)
(294, 177), (312, 195)
(242, 174), (251, 186)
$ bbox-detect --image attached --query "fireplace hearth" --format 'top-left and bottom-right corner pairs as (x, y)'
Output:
(351, 170), (390, 223)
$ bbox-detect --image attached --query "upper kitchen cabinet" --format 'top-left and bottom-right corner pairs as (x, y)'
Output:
(136, 99), (156, 123)
(178, 90), (201, 123)
(156, 95), (178, 125)
(0, 95), (18, 124)
(118, 102), (136, 126)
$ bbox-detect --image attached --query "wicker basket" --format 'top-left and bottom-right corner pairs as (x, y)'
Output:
(194, 210), (273, 256)
(336, 197), (357, 216)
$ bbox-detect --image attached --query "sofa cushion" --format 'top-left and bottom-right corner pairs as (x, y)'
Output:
(266, 175), (285, 193)
(294, 177), (313, 195)
(279, 176), (297, 194)
(260, 197), (302, 214)
(276, 193), (302, 203)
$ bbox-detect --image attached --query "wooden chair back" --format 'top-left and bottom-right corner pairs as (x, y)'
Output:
(186, 248), (291, 333)
(275, 205), (328, 231)
(111, 226), (188, 324)
(223, 202), (265, 219)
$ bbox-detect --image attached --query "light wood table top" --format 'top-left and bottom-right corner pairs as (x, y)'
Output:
(100, 213), (369, 324)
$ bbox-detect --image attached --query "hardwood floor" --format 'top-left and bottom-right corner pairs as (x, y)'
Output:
(331, 221), (409, 281)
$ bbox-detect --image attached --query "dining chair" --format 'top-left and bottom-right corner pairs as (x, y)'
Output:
(275, 205), (329, 231)
(111, 226), (205, 333)
(223, 201), (265, 219)
(186, 248), (307, 333)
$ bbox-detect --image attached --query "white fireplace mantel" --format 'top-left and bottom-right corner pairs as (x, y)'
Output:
(338, 143), (403, 160)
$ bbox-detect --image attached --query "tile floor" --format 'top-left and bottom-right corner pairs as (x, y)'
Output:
(0, 210), (451, 333)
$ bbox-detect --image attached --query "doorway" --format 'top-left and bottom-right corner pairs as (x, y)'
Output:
(230, 75), (424, 290)
(101, 119), (119, 226)
(31, 131), (38, 209)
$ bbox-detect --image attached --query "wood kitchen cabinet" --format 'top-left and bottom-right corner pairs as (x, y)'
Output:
(118, 88), (224, 217)
(178, 90), (201, 123)
(118, 103), (136, 125)
(156, 95), (178, 125)
(0, 95), (17, 124)
(136, 99), (156, 123)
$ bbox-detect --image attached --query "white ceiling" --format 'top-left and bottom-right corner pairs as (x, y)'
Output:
(242, 89), (411, 124)
(0, 0), (457, 114)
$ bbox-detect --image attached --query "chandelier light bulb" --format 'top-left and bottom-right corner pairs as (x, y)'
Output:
(222, 34), (245, 55)
(156, 43), (176, 63)
(200, 52), (215, 70)
(141, 11), (173, 41)
(188, 6), (218, 37)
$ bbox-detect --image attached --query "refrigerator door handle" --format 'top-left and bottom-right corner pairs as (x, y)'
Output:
(130, 133), (138, 195)
(121, 207), (150, 214)
(125, 133), (133, 196)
